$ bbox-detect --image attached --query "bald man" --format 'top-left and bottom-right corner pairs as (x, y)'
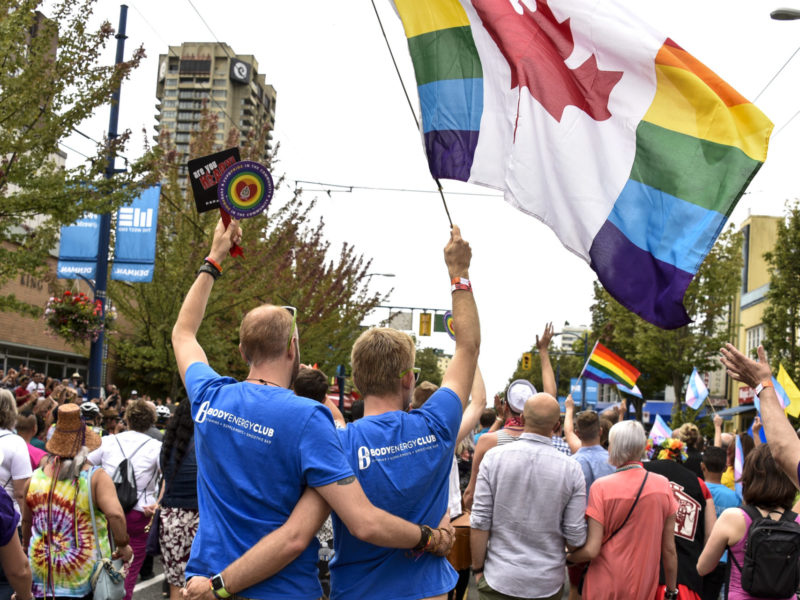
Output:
(470, 393), (587, 600)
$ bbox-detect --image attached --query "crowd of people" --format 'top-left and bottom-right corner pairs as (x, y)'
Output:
(0, 218), (799, 600)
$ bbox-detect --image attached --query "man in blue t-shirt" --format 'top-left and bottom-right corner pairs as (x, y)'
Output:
(173, 219), (455, 600)
(328, 225), (479, 600)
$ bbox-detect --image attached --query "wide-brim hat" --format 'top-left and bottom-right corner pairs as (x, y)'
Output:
(46, 403), (101, 457)
(506, 379), (538, 414)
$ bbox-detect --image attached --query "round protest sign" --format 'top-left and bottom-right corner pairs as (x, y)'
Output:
(218, 160), (274, 219)
(443, 310), (456, 340)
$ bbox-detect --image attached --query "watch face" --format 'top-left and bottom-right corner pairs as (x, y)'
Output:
(211, 574), (224, 590)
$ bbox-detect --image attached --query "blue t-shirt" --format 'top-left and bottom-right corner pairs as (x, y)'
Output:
(184, 363), (353, 600)
(573, 445), (615, 493)
(706, 481), (741, 563)
(330, 387), (461, 600)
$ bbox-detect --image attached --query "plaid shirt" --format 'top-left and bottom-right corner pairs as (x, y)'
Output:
(551, 435), (572, 456)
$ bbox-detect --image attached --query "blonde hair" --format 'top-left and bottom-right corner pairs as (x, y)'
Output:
(0, 390), (18, 429)
(351, 328), (415, 397)
(239, 305), (293, 366)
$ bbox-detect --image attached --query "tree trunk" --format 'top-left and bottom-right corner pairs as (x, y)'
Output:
(671, 372), (684, 425)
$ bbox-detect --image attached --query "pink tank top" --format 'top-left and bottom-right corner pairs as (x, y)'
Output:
(727, 508), (800, 600)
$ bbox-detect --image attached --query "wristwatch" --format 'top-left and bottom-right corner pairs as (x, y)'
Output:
(210, 574), (231, 599)
(664, 588), (678, 600)
(755, 380), (773, 396)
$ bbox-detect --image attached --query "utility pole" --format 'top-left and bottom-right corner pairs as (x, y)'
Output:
(88, 4), (128, 399)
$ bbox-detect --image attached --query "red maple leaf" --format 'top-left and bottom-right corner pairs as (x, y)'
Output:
(472, 0), (623, 130)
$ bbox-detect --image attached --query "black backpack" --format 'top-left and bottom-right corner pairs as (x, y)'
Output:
(111, 438), (151, 513)
(729, 505), (800, 598)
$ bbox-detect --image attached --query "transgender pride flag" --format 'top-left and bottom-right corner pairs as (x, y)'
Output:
(649, 414), (671, 444)
(685, 368), (709, 410)
(392, 0), (772, 329)
(734, 435), (744, 496)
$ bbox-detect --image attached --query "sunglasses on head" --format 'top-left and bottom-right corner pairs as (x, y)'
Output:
(399, 367), (421, 383)
(281, 306), (297, 351)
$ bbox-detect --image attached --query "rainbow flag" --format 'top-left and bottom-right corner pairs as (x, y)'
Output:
(392, 0), (772, 329)
(581, 342), (640, 389)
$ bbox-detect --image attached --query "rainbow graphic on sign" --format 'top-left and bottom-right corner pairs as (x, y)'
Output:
(217, 160), (274, 219)
(443, 310), (456, 340)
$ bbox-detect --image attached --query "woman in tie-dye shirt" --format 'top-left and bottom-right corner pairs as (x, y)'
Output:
(22, 404), (132, 599)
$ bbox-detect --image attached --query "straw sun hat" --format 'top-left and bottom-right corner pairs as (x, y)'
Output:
(46, 403), (101, 458)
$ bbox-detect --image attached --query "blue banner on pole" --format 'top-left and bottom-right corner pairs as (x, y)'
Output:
(111, 185), (160, 283)
(570, 378), (599, 405)
(57, 213), (100, 279)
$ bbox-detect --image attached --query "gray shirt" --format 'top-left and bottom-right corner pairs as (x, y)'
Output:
(471, 432), (587, 598)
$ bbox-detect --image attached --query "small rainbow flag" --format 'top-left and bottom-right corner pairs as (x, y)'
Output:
(581, 342), (640, 389)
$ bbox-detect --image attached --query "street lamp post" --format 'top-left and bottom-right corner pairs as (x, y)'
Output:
(551, 330), (590, 409)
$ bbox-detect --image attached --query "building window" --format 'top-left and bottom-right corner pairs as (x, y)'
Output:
(746, 324), (766, 356)
(162, 110), (176, 120)
(212, 89), (227, 98)
(163, 100), (177, 107)
(175, 133), (190, 143)
(164, 89), (177, 97)
(165, 77), (177, 87)
(213, 78), (226, 87)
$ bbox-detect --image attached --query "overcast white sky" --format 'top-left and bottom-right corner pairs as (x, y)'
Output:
(59, 0), (800, 395)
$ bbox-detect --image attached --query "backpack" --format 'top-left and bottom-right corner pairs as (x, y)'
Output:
(111, 438), (151, 513)
(729, 505), (800, 598)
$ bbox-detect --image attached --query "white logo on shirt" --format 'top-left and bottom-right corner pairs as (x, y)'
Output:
(357, 446), (371, 470)
(671, 482), (701, 541)
(195, 401), (210, 423)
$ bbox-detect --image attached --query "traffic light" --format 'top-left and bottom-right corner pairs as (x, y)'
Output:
(419, 313), (432, 336)
(522, 352), (532, 370)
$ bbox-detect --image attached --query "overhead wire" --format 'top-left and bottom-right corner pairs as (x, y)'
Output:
(293, 179), (503, 198)
(753, 45), (800, 103)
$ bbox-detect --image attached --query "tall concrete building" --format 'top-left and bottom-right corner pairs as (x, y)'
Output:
(154, 42), (276, 188)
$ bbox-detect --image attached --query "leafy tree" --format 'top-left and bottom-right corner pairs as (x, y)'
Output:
(591, 226), (742, 421)
(763, 202), (800, 382)
(108, 111), (383, 398)
(415, 347), (443, 387)
(0, 0), (151, 314)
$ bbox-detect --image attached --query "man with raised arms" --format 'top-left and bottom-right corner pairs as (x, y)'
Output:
(172, 219), (452, 600)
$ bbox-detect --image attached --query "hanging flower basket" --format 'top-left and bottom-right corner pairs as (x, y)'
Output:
(43, 290), (107, 344)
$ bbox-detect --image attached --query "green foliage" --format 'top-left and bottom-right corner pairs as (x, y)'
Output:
(0, 0), (153, 314)
(109, 113), (384, 398)
(763, 202), (800, 382)
(591, 226), (742, 421)
(415, 347), (443, 387)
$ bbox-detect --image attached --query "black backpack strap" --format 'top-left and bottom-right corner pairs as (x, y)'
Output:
(607, 471), (649, 542)
(729, 506), (763, 576)
(128, 438), (152, 460)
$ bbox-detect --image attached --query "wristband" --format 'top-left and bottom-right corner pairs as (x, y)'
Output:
(450, 277), (472, 293)
(755, 380), (773, 396)
(664, 589), (678, 600)
(472, 566), (484, 575)
(204, 256), (223, 274)
(412, 524), (433, 552)
(197, 264), (220, 281)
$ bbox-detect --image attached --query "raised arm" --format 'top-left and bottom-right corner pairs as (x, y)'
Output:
(713, 413), (723, 448)
(563, 394), (582, 454)
(172, 219), (241, 385)
(536, 322), (556, 397)
(456, 365), (487, 445)
(440, 225), (481, 408)
(721, 344), (800, 487)
(462, 432), (496, 511)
